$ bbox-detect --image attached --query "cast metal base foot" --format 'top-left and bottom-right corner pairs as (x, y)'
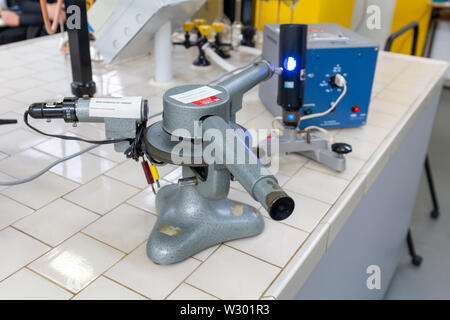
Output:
(147, 184), (264, 265)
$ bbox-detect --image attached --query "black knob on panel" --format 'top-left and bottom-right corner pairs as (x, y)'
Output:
(332, 143), (352, 155)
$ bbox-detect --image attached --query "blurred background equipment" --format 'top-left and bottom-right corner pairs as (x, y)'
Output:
(87, 0), (204, 83)
(173, 20), (232, 66)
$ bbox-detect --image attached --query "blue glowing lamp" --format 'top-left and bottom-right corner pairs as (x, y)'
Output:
(283, 56), (297, 71)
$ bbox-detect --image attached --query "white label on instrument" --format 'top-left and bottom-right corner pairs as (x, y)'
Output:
(89, 97), (142, 119)
(169, 86), (222, 104)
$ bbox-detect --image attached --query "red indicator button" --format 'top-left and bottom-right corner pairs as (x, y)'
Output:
(352, 105), (360, 113)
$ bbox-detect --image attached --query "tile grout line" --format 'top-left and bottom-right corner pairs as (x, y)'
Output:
(25, 267), (75, 297)
(222, 243), (284, 270)
(9, 225), (53, 248)
(79, 231), (129, 256)
(100, 274), (152, 300)
(61, 177), (142, 216)
(180, 282), (223, 300)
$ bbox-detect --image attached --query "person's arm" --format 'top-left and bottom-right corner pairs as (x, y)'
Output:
(1, 10), (20, 26)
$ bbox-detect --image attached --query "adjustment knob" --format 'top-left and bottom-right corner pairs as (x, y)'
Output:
(198, 25), (212, 37)
(183, 21), (194, 32)
(332, 143), (352, 155)
(212, 22), (224, 33)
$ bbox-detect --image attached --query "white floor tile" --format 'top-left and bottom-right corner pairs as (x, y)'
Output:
(0, 129), (48, 155)
(0, 149), (57, 179)
(227, 217), (309, 267)
(270, 191), (331, 233)
(304, 156), (366, 182)
(193, 245), (219, 262)
(0, 171), (14, 192)
(33, 135), (91, 158)
(83, 203), (156, 253)
(13, 199), (98, 247)
(377, 88), (419, 107)
(367, 109), (401, 129)
(126, 180), (172, 214)
(0, 268), (72, 300)
(274, 152), (309, 176)
(68, 124), (106, 141)
(73, 276), (146, 300)
(166, 283), (217, 300)
(0, 86), (18, 97)
(10, 87), (56, 104)
(29, 233), (124, 293)
(64, 176), (139, 215)
(1, 173), (79, 210)
(50, 153), (117, 184)
(0, 97), (21, 122)
(243, 110), (276, 134)
(370, 98), (409, 117)
(105, 243), (200, 300)
(186, 245), (280, 300)
(337, 124), (391, 145)
(227, 188), (262, 210)
(284, 168), (348, 204)
(0, 194), (34, 230)
(0, 228), (50, 281)
(332, 134), (378, 162)
(161, 166), (182, 183)
(89, 144), (128, 163)
(5, 77), (43, 92)
(105, 160), (148, 189)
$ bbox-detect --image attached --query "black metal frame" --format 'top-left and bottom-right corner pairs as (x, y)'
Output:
(384, 21), (419, 55)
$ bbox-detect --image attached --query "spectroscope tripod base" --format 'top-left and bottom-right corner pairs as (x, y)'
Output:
(147, 184), (264, 265)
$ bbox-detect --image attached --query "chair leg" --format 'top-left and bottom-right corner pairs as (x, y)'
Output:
(407, 229), (423, 267)
(425, 156), (440, 219)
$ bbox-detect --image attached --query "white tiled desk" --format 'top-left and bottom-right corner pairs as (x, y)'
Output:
(0, 35), (447, 300)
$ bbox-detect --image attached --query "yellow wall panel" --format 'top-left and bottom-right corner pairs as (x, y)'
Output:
(254, 0), (355, 30)
(390, 0), (432, 56)
(318, 0), (355, 28)
(254, 0), (320, 29)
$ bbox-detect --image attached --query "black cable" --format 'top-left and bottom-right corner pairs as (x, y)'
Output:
(24, 109), (165, 165)
(124, 121), (146, 161)
(23, 110), (133, 145)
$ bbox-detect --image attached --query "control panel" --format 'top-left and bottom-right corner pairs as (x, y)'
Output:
(259, 23), (379, 129)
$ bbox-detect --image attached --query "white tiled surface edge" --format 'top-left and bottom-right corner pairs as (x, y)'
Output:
(0, 35), (447, 300)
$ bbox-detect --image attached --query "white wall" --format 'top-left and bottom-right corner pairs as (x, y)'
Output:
(430, 21), (450, 87)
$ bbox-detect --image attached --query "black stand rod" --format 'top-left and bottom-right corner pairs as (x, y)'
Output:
(64, 0), (96, 97)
